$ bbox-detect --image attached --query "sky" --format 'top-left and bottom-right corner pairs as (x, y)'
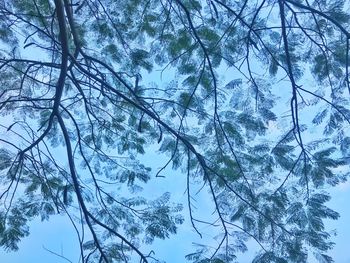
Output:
(1, 4), (350, 263)
(1, 147), (350, 263)
(0, 187), (349, 263)
(325, 182), (350, 263)
(1, 65), (350, 263)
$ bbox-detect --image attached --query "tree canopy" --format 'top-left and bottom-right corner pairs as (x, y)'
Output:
(0, 0), (350, 262)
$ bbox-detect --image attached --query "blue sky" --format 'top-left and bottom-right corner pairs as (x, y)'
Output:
(1, 71), (350, 263)
(1, 11), (350, 262)
(326, 182), (350, 263)
(1, 171), (349, 262)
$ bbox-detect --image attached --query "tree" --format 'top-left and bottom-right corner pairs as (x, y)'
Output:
(0, 0), (349, 262)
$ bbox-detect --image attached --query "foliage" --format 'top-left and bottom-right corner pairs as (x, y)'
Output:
(0, 0), (350, 262)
